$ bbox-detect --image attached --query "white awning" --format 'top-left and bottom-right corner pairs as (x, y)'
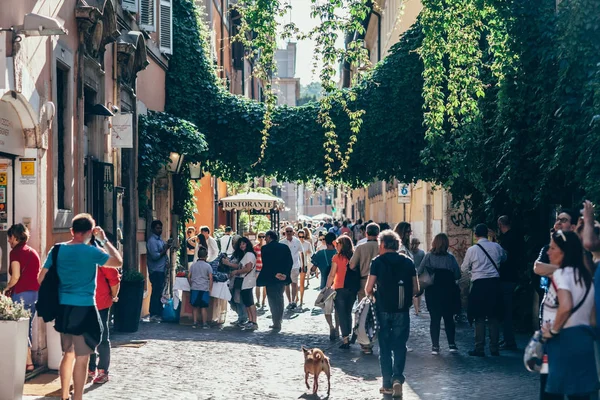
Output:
(312, 213), (332, 220)
(221, 192), (285, 212)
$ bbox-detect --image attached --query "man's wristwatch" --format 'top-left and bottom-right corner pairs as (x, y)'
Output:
(98, 238), (108, 246)
(550, 328), (560, 336)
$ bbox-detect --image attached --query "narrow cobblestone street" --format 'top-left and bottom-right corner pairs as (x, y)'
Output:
(26, 283), (539, 400)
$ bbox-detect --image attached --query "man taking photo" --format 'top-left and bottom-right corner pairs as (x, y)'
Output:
(38, 213), (122, 400)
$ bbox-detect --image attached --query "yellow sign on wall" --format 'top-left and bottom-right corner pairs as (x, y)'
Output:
(0, 172), (6, 186)
(21, 161), (34, 176)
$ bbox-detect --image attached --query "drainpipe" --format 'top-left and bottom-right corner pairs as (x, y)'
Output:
(214, 175), (219, 231)
(371, 10), (382, 62)
(341, 33), (352, 88)
(220, 0), (226, 80)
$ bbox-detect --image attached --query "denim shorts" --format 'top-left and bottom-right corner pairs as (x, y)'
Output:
(12, 291), (38, 347)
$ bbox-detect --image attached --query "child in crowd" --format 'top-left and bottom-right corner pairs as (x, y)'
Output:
(188, 246), (213, 328)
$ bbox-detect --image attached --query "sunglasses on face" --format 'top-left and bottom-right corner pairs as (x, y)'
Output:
(258, 235), (265, 239)
(298, 235), (305, 238)
(286, 230), (293, 233)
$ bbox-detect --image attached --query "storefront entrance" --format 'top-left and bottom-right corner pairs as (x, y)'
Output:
(0, 156), (14, 278)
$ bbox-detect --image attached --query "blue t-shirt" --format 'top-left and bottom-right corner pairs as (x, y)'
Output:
(43, 243), (110, 306)
(311, 249), (337, 289)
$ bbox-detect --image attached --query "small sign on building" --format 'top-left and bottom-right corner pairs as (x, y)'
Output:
(19, 158), (36, 185)
(397, 183), (411, 204)
(111, 113), (133, 148)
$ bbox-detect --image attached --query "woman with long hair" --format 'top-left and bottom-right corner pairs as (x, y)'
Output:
(222, 235), (246, 326)
(186, 227), (197, 266)
(223, 237), (258, 329)
(301, 227), (315, 291)
(540, 230), (598, 400)
(326, 235), (356, 349)
(419, 233), (461, 355)
(394, 222), (413, 259)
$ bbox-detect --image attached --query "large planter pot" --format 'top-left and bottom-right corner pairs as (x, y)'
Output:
(114, 280), (144, 333)
(0, 318), (29, 400)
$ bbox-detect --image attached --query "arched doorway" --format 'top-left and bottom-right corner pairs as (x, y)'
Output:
(0, 90), (38, 276)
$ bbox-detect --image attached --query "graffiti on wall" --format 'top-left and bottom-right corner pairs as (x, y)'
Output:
(450, 209), (472, 229)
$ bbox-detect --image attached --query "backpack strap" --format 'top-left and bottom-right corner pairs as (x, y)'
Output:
(52, 244), (61, 269)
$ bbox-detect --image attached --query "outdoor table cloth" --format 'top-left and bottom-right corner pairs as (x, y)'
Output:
(173, 277), (231, 309)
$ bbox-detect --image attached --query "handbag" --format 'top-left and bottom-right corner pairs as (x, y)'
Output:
(233, 277), (243, 290)
(314, 287), (335, 308)
(343, 262), (361, 293)
(418, 256), (435, 290)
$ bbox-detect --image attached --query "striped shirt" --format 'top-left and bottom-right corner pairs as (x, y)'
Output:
(254, 244), (263, 272)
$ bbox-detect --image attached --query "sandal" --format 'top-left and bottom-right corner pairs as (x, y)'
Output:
(380, 387), (393, 395)
(26, 364), (34, 372)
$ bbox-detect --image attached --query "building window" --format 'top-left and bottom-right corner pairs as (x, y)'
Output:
(56, 65), (68, 210)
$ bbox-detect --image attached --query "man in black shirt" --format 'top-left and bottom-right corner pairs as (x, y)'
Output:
(257, 230), (292, 332)
(366, 230), (418, 399)
(497, 215), (524, 350)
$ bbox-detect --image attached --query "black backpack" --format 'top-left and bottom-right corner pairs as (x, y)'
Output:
(343, 262), (361, 293)
(36, 245), (61, 323)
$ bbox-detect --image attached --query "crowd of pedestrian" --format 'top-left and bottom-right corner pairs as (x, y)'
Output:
(5, 201), (600, 400)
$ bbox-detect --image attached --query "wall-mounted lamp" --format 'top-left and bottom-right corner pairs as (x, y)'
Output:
(189, 162), (202, 180)
(167, 152), (185, 174)
(3, 13), (68, 37)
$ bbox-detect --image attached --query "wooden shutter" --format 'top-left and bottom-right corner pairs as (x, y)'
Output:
(121, 0), (138, 12)
(140, 0), (156, 32)
(159, 0), (173, 54)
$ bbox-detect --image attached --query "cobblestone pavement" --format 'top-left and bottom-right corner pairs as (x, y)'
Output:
(28, 282), (539, 400)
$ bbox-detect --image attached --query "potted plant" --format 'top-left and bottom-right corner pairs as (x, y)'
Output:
(113, 269), (145, 333)
(0, 295), (31, 400)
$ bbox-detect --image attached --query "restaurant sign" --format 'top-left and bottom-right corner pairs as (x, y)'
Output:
(222, 200), (279, 211)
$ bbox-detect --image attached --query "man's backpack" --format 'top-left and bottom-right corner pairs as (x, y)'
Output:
(37, 245), (61, 322)
(343, 262), (361, 293)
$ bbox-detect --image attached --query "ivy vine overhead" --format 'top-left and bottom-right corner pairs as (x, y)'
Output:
(138, 111), (208, 223)
(164, 0), (600, 226)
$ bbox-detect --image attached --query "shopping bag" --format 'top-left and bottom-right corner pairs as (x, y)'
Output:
(314, 287), (335, 308)
(162, 298), (177, 322)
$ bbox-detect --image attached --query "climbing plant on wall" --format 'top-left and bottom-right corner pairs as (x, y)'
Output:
(165, 0), (600, 239)
(138, 111), (208, 224)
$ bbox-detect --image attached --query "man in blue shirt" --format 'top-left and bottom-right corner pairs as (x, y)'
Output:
(146, 220), (172, 321)
(38, 213), (122, 400)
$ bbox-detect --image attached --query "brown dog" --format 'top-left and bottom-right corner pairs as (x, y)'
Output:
(302, 346), (331, 396)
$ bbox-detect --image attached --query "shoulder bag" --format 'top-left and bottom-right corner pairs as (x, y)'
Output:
(476, 243), (499, 272)
(418, 255), (435, 290)
(36, 245), (62, 322)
